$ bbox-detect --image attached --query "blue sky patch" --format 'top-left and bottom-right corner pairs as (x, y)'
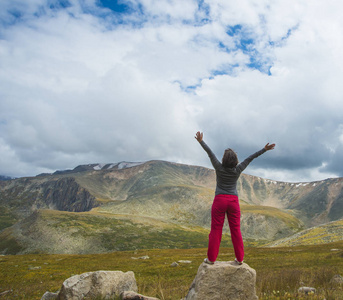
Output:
(49, 0), (71, 10)
(196, 0), (211, 24)
(97, 0), (131, 13)
(226, 24), (242, 36)
(224, 24), (272, 75)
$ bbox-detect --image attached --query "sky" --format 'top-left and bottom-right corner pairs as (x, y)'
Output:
(0, 0), (343, 182)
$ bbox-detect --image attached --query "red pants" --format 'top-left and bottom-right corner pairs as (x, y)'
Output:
(207, 194), (244, 262)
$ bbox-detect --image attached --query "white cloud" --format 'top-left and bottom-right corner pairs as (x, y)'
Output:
(250, 165), (338, 183)
(1, 0), (343, 182)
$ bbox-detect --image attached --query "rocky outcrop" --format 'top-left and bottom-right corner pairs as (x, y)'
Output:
(184, 261), (258, 300)
(41, 178), (97, 212)
(56, 270), (137, 299)
(0, 177), (98, 217)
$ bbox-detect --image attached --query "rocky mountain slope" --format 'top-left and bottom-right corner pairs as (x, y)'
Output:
(0, 160), (342, 254)
(0, 177), (98, 220)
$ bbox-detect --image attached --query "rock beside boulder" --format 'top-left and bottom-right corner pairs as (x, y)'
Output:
(184, 261), (258, 300)
(330, 274), (343, 285)
(121, 291), (160, 300)
(178, 260), (192, 264)
(56, 270), (137, 299)
(41, 291), (58, 300)
(170, 262), (179, 267)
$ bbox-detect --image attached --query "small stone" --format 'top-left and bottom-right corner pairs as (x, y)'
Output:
(138, 256), (150, 260)
(178, 260), (192, 264)
(28, 266), (41, 270)
(0, 290), (13, 296)
(330, 275), (343, 285)
(170, 262), (179, 267)
(298, 287), (316, 294)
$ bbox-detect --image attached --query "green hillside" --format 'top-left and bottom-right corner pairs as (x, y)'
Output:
(0, 203), (305, 255)
(0, 209), (215, 255)
(266, 218), (343, 247)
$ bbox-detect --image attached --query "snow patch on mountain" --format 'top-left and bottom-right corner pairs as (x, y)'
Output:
(92, 162), (145, 171)
(117, 162), (144, 169)
(93, 164), (106, 170)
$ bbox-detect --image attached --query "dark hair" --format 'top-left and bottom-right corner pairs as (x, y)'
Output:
(222, 148), (238, 168)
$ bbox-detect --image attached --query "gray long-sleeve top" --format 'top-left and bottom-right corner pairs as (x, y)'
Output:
(200, 140), (266, 196)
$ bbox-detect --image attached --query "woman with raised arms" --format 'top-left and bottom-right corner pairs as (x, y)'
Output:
(195, 131), (275, 265)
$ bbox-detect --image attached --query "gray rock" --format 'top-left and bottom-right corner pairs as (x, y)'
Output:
(41, 291), (58, 300)
(131, 255), (150, 260)
(121, 291), (160, 300)
(330, 274), (343, 285)
(185, 261), (258, 300)
(28, 266), (42, 270)
(0, 290), (12, 296)
(57, 270), (137, 300)
(138, 255), (150, 260)
(178, 260), (192, 264)
(298, 287), (316, 294)
(171, 262), (179, 267)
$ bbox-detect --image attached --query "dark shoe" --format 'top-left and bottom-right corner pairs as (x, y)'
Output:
(235, 258), (243, 265)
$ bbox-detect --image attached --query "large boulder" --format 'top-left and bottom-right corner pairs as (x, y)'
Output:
(184, 261), (258, 300)
(57, 270), (137, 299)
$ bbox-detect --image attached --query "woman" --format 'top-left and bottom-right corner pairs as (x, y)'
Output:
(195, 131), (275, 265)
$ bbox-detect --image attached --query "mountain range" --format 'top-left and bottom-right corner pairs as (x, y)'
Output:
(0, 160), (342, 254)
(0, 175), (14, 181)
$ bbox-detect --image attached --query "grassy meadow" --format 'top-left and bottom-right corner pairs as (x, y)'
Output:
(1, 241), (342, 300)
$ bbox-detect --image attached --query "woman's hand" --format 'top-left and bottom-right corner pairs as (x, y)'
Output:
(195, 131), (203, 142)
(264, 143), (276, 151)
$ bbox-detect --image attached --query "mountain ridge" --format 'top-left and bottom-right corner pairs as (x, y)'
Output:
(1, 160), (342, 254)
